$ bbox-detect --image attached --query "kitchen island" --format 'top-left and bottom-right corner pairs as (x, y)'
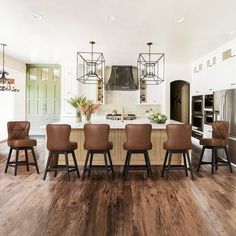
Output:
(44, 117), (182, 165)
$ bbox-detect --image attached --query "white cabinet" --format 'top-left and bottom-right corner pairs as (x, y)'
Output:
(139, 81), (164, 105)
(191, 63), (206, 95)
(218, 46), (236, 90)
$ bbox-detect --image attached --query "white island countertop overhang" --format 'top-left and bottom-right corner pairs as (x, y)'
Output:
(51, 116), (180, 129)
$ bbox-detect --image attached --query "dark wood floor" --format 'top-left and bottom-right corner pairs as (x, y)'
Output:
(0, 138), (236, 236)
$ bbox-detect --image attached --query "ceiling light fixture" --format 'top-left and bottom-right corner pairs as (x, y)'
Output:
(137, 42), (165, 85)
(0, 44), (19, 92)
(175, 16), (185, 23)
(76, 41), (105, 84)
(32, 13), (43, 20)
(106, 16), (116, 22)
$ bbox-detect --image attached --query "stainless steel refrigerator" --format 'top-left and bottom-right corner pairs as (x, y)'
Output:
(214, 89), (236, 164)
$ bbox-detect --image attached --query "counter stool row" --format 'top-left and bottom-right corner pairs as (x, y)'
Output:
(4, 121), (232, 180)
(43, 123), (194, 181)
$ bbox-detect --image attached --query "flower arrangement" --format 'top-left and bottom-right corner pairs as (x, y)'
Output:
(78, 99), (100, 123)
(67, 96), (87, 122)
(148, 111), (168, 124)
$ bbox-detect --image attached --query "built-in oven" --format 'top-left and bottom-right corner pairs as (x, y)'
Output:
(192, 114), (203, 131)
(204, 110), (213, 125)
(204, 94), (213, 109)
(192, 95), (203, 115)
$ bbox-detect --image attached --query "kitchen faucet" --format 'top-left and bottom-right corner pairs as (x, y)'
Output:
(121, 107), (125, 122)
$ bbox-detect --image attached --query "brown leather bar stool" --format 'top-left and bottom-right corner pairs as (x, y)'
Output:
(161, 124), (194, 180)
(5, 121), (39, 176)
(82, 124), (114, 180)
(43, 124), (80, 181)
(122, 124), (153, 180)
(197, 121), (232, 174)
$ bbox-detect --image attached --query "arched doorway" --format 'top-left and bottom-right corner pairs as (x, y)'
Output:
(170, 80), (190, 124)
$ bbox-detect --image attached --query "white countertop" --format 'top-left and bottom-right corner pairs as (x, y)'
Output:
(50, 116), (180, 129)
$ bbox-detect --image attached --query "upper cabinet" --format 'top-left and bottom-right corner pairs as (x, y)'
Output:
(219, 46), (236, 90)
(191, 40), (236, 95)
(138, 81), (164, 105)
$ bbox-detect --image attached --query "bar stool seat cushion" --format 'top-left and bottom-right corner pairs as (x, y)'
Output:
(200, 138), (228, 147)
(8, 138), (37, 148)
(84, 141), (113, 151)
(48, 141), (77, 151)
(123, 142), (152, 151)
(163, 141), (192, 151)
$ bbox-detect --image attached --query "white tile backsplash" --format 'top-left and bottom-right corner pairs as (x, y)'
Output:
(97, 90), (160, 116)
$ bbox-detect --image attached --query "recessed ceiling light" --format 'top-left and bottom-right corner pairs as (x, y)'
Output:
(175, 16), (185, 23)
(32, 13), (43, 20)
(226, 30), (235, 35)
(106, 16), (115, 22)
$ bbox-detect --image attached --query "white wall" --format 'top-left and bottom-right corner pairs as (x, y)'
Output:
(0, 54), (26, 141)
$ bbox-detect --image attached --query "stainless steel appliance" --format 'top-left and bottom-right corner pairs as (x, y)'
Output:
(204, 110), (213, 125)
(192, 95), (204, 133)
(214, 89), (236, 164)
(204, 94), (213, 109)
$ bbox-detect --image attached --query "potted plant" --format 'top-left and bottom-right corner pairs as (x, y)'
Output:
(67, 96), (87, 122)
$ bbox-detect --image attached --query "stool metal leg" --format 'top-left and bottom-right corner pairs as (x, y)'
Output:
(104, 151), (109, 177)
(14, 149), (19, 176)
(197, 146), (205, 172)
(144, 152), (150, 177)
(65, 152), (70, 181)
(31, 147), (40, 174)
(108, 150), (115, 178)
(43, 151), (52, 180)
(25, 149), (29, 171)
(5, 147), (12, 173)
(186, 151), (194, 180)
(82, 151), (90, 180)
(124, 151), (131, 180)
(215, 149), (218, 171)
(166, 151), (172, 180)
(224, 147), (233, 173)
(161, 151), (168, 177)
(145, 151), (153, 179)
(54, 153), (59, 177)
(211, 148), (215, 175)
(88, 153), (94, 177)
(122, 152), (129, 177)
(72, 151), (80, 178)
(183, 152), (188, 177)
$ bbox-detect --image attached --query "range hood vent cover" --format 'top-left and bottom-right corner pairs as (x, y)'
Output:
(105, 66), (138, 91)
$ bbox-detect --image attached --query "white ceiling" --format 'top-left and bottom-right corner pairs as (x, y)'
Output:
(1, 0), (236, 66)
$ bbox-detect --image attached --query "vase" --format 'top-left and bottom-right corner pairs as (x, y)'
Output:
(84, 113), (91, 123)
(76, 109), (82, 122)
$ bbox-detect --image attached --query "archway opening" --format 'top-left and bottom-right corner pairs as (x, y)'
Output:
(170, 80), (190, 123)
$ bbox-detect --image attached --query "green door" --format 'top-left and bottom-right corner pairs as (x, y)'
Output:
(26, 65), (61, 134)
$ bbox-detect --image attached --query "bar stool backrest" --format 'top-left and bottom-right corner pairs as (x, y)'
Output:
(212, 121), (229, 140)
(7, 121), (30, 146)
(165, 124), (192, 150)
(84, 124), (110, 150)
(124, 124), (152, 150)
(46, 124), (71, 151)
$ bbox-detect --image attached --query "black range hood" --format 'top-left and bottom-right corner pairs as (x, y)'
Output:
(105, 66), (138, 91)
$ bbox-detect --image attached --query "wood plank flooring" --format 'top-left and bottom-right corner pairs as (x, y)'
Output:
(0, 138), (236, 236)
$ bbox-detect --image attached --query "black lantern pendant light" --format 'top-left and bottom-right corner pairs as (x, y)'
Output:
(76, 41), (105, 84)
(137, 42), (165, 85)
(0, 43), (19, 92)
